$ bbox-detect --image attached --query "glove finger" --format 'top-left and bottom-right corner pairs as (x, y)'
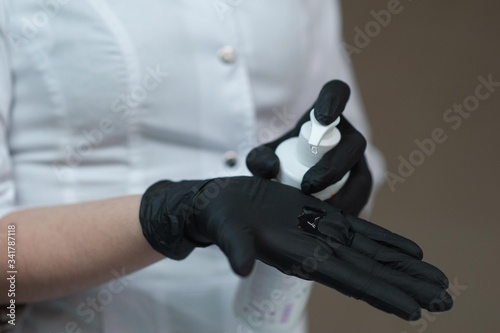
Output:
(314, 80), (351, 124)
(303, 207), (423, 260)
(334, 243), (453, 313)
(326, 156), (372, 215)
(302, 117), (367, 194)
(307, 242), (422, 320)
(350, 233), (449, 288)
(246, 146), (280, 179)
(299, 214), (451, 313)
(345, 214), (424, 260)
(215, 217), (257, 277)
(256, 230), (421, 320)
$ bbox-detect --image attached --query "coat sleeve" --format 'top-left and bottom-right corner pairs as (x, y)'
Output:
(0, 2), (17, 219)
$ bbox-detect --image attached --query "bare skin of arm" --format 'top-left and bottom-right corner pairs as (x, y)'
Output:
(0, 195), (164, 304)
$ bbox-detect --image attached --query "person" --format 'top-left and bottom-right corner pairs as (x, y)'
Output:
(0, 1), (452, 332)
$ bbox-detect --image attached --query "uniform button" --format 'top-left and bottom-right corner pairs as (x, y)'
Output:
(224, 150), (238, 167)
(218, 45), (237, 63)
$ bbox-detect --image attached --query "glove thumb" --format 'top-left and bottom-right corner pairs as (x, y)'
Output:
(216, 219), (257, 276)
(246, 145), (280, 179)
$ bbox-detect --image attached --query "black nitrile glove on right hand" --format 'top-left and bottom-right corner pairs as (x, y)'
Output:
(139, 176), (452, 320)
(246, 80), (372, 216)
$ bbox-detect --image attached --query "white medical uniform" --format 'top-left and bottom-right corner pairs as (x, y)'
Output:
(0, 0), (384, 332)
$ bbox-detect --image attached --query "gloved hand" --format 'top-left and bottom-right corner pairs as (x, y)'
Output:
(246, 80), (372, 216)
(139, 176), (452, 320)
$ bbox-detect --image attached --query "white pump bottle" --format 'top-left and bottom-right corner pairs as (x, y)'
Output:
(234, 109), (349, 332)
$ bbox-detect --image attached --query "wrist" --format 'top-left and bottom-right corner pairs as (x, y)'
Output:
(139, 179), (212, 260)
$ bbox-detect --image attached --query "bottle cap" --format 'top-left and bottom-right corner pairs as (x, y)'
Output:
(308, 110), (341, 153)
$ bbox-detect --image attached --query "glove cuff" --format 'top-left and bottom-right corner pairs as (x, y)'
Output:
(139, 180), (210, 260)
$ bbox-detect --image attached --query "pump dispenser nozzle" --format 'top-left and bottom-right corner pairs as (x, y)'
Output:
(308, 111), (340, 154)
(307, 80), (351, 153)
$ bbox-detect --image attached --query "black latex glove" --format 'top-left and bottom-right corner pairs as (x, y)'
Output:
(139, 176), (452, 320)
(246, 80), (372, 216)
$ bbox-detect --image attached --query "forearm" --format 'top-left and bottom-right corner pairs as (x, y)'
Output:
(0, 195), (163, 304)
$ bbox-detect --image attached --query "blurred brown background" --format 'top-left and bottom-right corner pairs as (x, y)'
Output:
(309, 1), (500, 332)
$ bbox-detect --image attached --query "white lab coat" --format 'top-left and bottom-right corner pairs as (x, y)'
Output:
(0, 0), (385, 332)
